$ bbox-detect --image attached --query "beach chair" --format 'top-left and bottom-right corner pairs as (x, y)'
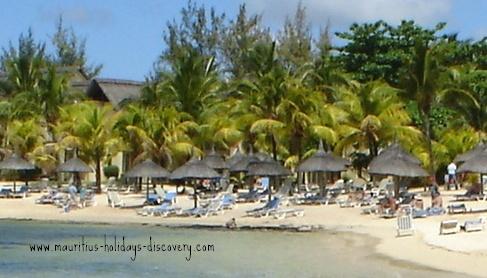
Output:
(80, 189), (97, 207)
(11, 186), (29, 198)
(440, 220), (460, 235)
(137, 203), (182, 217)
(350, 178), (368, 192)
(153, 203), (182, 217)
(463, 217), (485, 232)
(272, 207), (305, 219)
(397, 214), (414, 237)
(371, 178), (393, 198)
(237, 188), (266, 203)
(328, 179), (345, 195)
(220, 194), (236, 209)
(447, 203), (467, 214)
(194, 199), (224, 218)
(246, 198), (281, 217)
(107, 191), (125, 208)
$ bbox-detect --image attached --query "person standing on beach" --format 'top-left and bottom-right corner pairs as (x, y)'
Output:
(447, 162), (457, 190)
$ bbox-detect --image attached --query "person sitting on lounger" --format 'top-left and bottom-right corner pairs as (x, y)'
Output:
(465, 183), (481, 197)
(429, 179), (443, 208)
(379, 195), (397, 214)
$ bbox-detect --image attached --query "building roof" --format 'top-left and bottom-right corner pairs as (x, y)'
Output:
(86, 78), (143, 107)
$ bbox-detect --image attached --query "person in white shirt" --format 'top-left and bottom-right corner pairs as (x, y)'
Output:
(447, 162), (457, 189)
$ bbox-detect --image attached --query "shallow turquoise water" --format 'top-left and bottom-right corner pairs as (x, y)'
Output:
(0, 220), (468, 277)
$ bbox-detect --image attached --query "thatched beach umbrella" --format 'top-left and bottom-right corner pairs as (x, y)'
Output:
(372, 143), (422, 166)
(454, 143), (486, 163)
(297, 141), (349, 173)
(296, 141), (349, 196)
(247, 159), (292, 201)
(458, 150), (487, 194)
(170, 157), (220, 208)
(457, 150), (487, 174)
(227, 148), (245, 167)
(229, 152), (260, 173)
(202, 147), (228, 170)
(57, 157), (92, 173)
(57, 154), (93, 189)
(0, 153), (36, 192)
(125, 159), (171, 200)
(255, 152), (273, 162)
(369, 146), (428, 196)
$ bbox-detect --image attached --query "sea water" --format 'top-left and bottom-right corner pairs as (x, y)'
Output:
(0, 220), (468, 277)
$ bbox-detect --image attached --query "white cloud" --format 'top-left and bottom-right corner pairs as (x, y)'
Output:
(39, 5), (113, 27)
(244, 0), (453, 29)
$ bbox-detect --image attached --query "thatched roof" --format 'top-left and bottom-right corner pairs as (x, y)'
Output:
(247, 160), (292, 177)
(229, 153), (260, 173)
(373, 143), (421, 165)
(170, 158), (220, 180)
(455, 143), (486, 163)
(458, 150), (487, 174)
(0, 154), (35, 171)
(368, 146), (428, 177)
(255, 152), (273, 162)
(57, 157), (92, 173)
(86, 78), (143, 107)
(124, 159), (170, 178)
(227, 148), (245, 167)
(202, 148), (227, 170)
(296, 141), (349, 172)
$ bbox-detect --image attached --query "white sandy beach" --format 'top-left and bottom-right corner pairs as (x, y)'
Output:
(1, 188), (486, 277)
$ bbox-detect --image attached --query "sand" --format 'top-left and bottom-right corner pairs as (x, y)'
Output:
(0, 188), (486, 277)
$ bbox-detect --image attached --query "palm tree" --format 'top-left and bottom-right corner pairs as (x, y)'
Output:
(56, 102), (123, 193)
(152, 47), (220, 121)
(442, 65), (487, 137)
(119, 106), (197, 169)
(401, 41), (447, 173)
(335, 81), (422, 157)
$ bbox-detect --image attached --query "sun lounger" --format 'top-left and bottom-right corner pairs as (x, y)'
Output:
(426, 207), (445, 216)
(107, 191), (125, 208)
(237, 188), (267, 203)
(246, 198), (281, 217)
(447, 203), (467, 214)
(440, 220), (460, 235)
(397, 215), (414, 237)
(462, 217), (485, 232)
(0, 188), (12, 198)
(350, 178), (368, 192)
(380, 208), (397, 218)
(298, 193), (334, 205)
(80, 189), (97, 207)
(370, 178), (393, 198)
(362, 205), (380, 214)
(137, 203), (182, 217)
(193, 200), (224, 218)
(273, 208), (305, 219)
(455, 194), (483, 202)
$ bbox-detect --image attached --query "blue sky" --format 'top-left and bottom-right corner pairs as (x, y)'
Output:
(0, 0), (485, 81)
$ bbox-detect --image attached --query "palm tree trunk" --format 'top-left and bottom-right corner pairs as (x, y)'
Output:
(422, 112), (435, 174)
(271, 135), (277, 160)
(95, 157), (102, 193)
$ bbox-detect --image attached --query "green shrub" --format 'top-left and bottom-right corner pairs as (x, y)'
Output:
(103, 165), (119, 179)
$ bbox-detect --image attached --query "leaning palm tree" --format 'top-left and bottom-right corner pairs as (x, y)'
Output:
(56, 102), (123, 193)
(335, 81), (422, 157)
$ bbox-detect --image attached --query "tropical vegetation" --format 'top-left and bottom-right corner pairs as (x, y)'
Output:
(0, 3), (485, 189)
